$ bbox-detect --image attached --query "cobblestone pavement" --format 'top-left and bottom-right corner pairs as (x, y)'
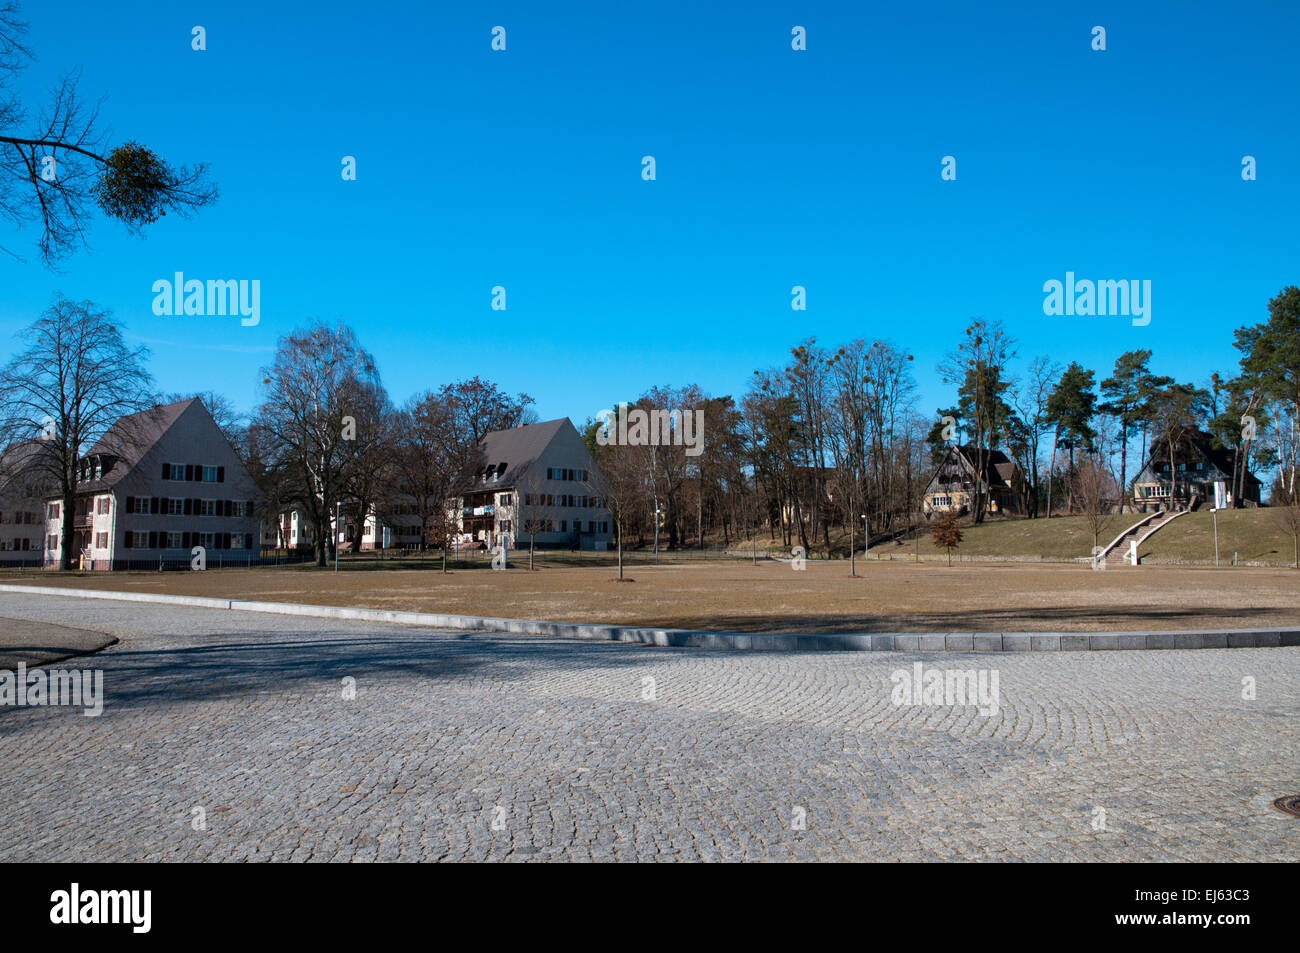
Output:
(1, 591), (1297, 862)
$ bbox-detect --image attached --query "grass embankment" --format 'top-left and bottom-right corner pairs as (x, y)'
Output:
(1139, 509), (1300, 567)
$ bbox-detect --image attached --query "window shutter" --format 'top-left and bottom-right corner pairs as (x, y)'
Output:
(148, 531), (157, 549)
(247, 500), (255, 517)
(194, 463), (202, 481)
(217, 466), (225, 483)
(182, 532), (190, 548)
(184, 498), (193, 516)
(222, 533), (230, 549)
(224, 500), (232, 517)
(245, 533), (253, 550)
(123, 533), (132, 549)
(125, 496), (134, 513)
(162, 463), (169, 479)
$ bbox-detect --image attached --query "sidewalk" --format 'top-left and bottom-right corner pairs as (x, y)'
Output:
(0, 617), (118, 669)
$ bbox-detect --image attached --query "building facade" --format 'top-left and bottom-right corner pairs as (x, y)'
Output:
(1131, 431), (1262, 512)
(0, 440), (51, 565)
(923, 445), (1021, 518)
(43, 398), (262, 569)
(450, 418), (613, 551)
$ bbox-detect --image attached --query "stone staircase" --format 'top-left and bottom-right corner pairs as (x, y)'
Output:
(1093, 510), (1188, 566)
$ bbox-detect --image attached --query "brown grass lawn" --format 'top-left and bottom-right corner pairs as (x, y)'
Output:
(5, 559), (1299, 633)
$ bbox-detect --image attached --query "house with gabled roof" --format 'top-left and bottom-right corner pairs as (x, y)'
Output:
(922, 445), (1021, 518)
(1131, 430), (1262, 512)
(449, 418), (613, 551)
(0, 439), (53, 565)
(43, 398), (262, 569)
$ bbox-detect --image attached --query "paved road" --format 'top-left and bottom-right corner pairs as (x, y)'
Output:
(1, 591), (1296, 862)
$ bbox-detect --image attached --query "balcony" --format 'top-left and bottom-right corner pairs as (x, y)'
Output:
(72, 514), (94, 530)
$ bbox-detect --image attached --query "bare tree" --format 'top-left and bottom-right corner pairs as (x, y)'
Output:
(1069, 456), (1118, 553)
(0, 296), (153, 568)
(588, 443), (648, 581)
(338, 378), (398, 554)
(515, 464), (556, 571)
(1269, 477), (1300, 569)
(253, 322), (380, 567)
(0, 3), (216, 264)
(394, 391), (462, 566)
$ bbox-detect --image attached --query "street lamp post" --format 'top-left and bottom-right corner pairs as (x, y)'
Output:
(334, 500), (340, 572)
(849, 512), (856, 577)
(1211, 507), (1220, 567)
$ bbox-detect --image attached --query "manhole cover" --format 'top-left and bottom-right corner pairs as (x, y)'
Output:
(1272, 795), (1300, 817)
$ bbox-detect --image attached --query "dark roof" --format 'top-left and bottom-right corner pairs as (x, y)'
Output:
(1143, 430), (1262, 487)
(948, 445), (1017, 490)
(459, 418), (573, 492)
(75, 398), (199, 492)
(0, 438), (52, 495)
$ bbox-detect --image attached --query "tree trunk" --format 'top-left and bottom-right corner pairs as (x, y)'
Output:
(1118, 429), (1128, 513)
(60, 488), (75, 570)
(1169, 436), (1177, 509)
(1046, 432), (1059, 518)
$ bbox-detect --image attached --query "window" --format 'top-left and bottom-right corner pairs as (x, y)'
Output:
(131, 497), (150, 514)
(229, 534), (244, 550)
(47, 503), (59, 520)
(166, 532), (183, 549)
(198, 500), (216, 517)
(198, 532), (214, 549)
(130, 531), (149, 548)
(95, 532), (108, 549)
(168, 498), (185, 515)
(560, 520), (567, 532)
(96, 497), (110, 515)
(232, 501), (247, 517)
(47, 534), (57, 550)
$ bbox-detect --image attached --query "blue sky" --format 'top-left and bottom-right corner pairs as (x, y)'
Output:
(1, 0), (1297, 425)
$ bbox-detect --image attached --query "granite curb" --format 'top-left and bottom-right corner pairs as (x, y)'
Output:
(2, 584), (1297, 652)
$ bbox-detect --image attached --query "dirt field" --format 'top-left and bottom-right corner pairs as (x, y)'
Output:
(5, 560), (1299, 633)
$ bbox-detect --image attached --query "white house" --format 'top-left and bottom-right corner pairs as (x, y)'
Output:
(450, 418), (613, 551)
(43, 398), (262, 569)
